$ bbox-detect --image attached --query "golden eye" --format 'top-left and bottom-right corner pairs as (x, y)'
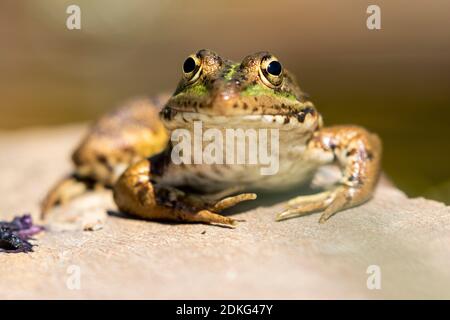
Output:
(259, 56), (283, 87)
(182, 54), (202, 83)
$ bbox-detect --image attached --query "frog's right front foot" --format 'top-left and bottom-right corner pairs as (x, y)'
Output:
(113, 159), (256, 228)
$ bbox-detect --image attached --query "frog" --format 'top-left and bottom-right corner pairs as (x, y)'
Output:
(41, 49), (382, 227)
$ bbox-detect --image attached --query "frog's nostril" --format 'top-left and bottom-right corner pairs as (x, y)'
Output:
(219, 91), (233, 101)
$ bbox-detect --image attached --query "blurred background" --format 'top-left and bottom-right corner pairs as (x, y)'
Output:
(0, 0), (449, 203)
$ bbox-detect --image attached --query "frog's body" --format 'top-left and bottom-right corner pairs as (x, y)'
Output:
(42, 50), (381, 227)
(157, 109), (321, 193)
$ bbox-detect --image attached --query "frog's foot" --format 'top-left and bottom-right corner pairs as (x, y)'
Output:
(210, 193), (257, 213)
(113, 159), (256, 228)
(41, 175), (97, 219)
(277, 125), (382, 223)
(276, 190), (331, 221)
(183, 187), (256, 213)
(181, 192), (257, 226)
(276, 186), (355, 223)
(162, 188), (256, 226)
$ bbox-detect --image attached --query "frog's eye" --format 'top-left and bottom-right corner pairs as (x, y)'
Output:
(182, 55), (202, 83)
(259, 56), (283, 87)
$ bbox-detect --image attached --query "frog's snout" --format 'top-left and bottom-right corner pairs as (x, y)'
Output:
(211, 84), (238, 103)
(204, 80), (244, 113)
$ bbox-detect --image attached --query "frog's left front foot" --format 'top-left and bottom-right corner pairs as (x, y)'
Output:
(114, 159), (256, 227)
(276, 126), (382, 223)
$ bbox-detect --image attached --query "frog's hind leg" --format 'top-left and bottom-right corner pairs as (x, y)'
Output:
(41, 97), (169, 219)
(113, 159), (256, 227)
(41, 175), (96, 218)
(276, 125), (382, 223)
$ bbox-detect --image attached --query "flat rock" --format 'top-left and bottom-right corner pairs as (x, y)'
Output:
(0, 125), (449, 299)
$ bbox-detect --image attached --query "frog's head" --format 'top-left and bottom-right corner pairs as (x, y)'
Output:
(161, 49), (319, 129)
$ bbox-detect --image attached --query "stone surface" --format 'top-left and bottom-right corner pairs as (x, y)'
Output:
(0, 125), (449, 299)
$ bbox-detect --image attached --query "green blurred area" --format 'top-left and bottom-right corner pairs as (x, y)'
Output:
(1, 0), (449, 203)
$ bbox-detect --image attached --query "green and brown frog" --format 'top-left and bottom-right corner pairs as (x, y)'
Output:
(41, 49), (382, 227)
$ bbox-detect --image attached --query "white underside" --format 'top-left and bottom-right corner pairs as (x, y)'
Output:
(160, 113), (322, 192)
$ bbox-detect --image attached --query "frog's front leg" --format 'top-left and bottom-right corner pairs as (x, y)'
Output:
(277, 125), (382, 223)
(113, 158), (256, 227)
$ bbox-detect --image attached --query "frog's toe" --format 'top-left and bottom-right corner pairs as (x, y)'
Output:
(276, 185), (369, 223)
(41, 175), (92, 219)
(192, 210), (239, 228)
(317, 187), (352, 223)
(275, 198), (329, 222)
(210, 193), (257, 212)
(181, 193), (253, 227)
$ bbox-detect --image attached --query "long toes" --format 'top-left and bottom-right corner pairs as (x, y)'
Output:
(193, 210), (239, 228)
(275, 202), (325, 221)
(318, 191), (349, 223)
(211, 193), (257, 212)
(287, 190), (332, 207)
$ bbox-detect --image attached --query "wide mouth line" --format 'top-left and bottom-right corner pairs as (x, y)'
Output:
(164, 108), (303, 118)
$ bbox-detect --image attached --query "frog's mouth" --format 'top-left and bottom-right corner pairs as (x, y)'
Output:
(160, 106), (320, 132)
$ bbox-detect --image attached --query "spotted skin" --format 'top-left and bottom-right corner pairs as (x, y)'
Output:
(41, 97), (169, 216)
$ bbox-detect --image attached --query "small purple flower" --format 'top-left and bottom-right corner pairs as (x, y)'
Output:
(0, 214), (44, 253)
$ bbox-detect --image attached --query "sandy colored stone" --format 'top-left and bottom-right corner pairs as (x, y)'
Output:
(0, 125), (449, 299)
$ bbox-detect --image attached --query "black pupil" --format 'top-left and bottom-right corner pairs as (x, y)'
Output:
(267, 60), (282, 76)
(183, 57), (196, 73)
